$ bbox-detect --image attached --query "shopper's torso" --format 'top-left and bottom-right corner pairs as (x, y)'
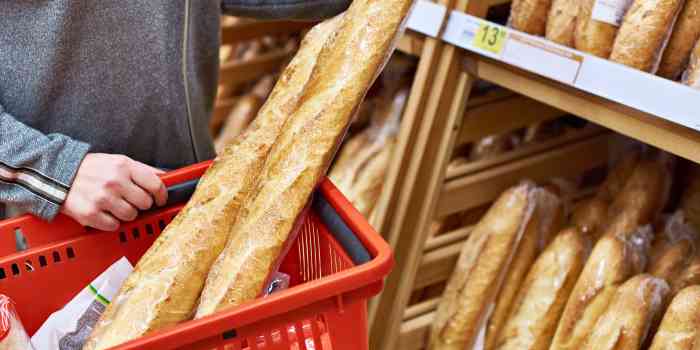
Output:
(0, 1), (220, 168)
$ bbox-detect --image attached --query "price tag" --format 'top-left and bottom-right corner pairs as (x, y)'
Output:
(473, 22), (508, 55)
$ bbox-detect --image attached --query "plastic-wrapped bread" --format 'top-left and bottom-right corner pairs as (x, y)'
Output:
(494, 228), (590, 350)
(583, 274), (670, 349)
(546, 0), (580, 47)
(649, 285), (700, 349)
(648, 211), (698, 294)
(195, 0), (414, 317)
(0, 295), (34, 350)
(571, 197), (608, 237)
(509, 0), (554, 35)
(484, 188), (564, 349)
(574, 0), (620, 58)
(682, 38), (700, 88)
(82, 17), (343, 350)
(657, 0), (700, 79)
(610, 0), (686, 72)
(429, 183), (536, 350)
(549, 226), (652, 350)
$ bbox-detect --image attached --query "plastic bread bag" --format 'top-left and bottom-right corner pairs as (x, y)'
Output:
(609, 0), (686, 73)
(648, 211), (699, 294)
(658, 0), (700, 79)
(484, 187), (564, 349)
(31, 257), (133, 350)
(574, 0), (629, 58)
(582, 274), (670, 349)
(648, 285), (700, 349)
(549, 225), (653, 350)
(0, 295), (34, 350)
(546, 0), (581, 47)
(681, 38), (700, 89)
(495, 228), (591, 350)
(508, 0), (554, 35)
(194, 0), (416, 319)
(428, 182), (538, 350)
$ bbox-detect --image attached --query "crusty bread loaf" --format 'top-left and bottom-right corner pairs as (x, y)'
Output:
(681, 166), (700, 232)
(649, 285), (700, 349)
(583, 274), (670, 350)
(195, 0), (413, 317)
(348, 137), (396, 216)
(494, 228), (590, 350)
(682, 38), (700, 88)
(549, 227), (652, 350)
(429, 183), (535, 350)
(470, 133), (514, 161)
(546, 0), (580, 47)
(214, 95), (264, 153)
(0, 296), (33, 350)
(574, 0), (619, 58)
(571, 196), (608, 237)
(649, 212), (698, 294)
(610, 0), (686, 72)
(509, 0), (554, 35)
(83, 17), (343, 350)
(658, 0), (700, 79)
(597, 153), (641, 204)
(484, 188), (564, 349)
(672, 254), (700, 294)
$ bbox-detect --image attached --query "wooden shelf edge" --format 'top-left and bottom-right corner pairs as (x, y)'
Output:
(397, 30), (425, 57)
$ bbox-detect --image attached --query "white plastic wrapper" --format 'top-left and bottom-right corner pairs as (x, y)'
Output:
(264, 272), (291, 296)
(0, 295), (34, 350)
(31, 258), (132, 350)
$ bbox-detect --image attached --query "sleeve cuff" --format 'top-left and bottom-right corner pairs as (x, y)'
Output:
(35, 139), (90, 221)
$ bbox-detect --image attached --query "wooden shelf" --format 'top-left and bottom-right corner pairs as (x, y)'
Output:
(466, 55), (700, 164)
(397, 31), (426, 57)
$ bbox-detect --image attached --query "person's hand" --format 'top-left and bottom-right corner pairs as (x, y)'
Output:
(61, 153), (168, 231)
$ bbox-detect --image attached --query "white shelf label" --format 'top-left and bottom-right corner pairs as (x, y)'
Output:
(591, 0), (632, 26)
(502, 33), (583, 85)
(405, 0), (448, 38)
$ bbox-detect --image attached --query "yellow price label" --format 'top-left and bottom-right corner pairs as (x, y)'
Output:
(473, 23), (508, 54)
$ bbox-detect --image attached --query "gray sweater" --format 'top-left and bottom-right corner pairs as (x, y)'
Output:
(0, 0), (349, 220)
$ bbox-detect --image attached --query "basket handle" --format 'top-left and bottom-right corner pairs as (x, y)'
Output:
(163, 179), (199, 207)
(313, 194), (371, 265)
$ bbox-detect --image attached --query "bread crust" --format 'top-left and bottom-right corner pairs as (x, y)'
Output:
(509, 0), (554, 35)
(649, 285), (700, 349)
(682, 38), (700, 88)
(574, 0), (619, 58)
(658, 0), (700, 79)
(546, 0), (580, 47)
(610, 0), (686, 72)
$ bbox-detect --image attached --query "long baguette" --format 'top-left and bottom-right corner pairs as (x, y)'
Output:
(484, 188), (564, 349)
(649, 285), (700, 349)
(658, 0), (700, 79)
(682, 38), (700, 89)
(574, 0), (619, 58)
(648, 211), (698, 295)
(509, 0), (554, 35)
(549, 226), (652, 350)
(195, 0), (413, 317)
(429, 183), (535, 350)
(82, 17), (343, 350)
(546, 0), (580, 47)
(494, 228), (590, 350)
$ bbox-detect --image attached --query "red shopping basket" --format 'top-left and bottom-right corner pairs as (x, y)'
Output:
(0, 161), (393, 350)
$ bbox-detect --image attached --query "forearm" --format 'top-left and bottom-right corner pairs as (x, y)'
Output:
(0, 104), (90, 220)
(221, 0), (351, 21)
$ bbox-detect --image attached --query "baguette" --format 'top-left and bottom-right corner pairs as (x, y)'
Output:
(672, 254), (700, 294)
(347, 137), (396, 216)
(549, 226), (652, 350)
(648, 211), (698, 294)
(494, 228), (590, 350)
(649, 285), (700, 349)
(546, 0), (580, 47)
(429, 183), (536, 350)
(681, 165), (700, 232)
(574, 0), (619, 58)
(509, 0), (554, 35)
(195, 0), (413, 317)
(214, 95), (263, 153)
(658, 0), (700, 79)
(682, 38), (700, 89)
(583, 274), (670, 350)
(470, 133), (514, 161)
(82, 17), (343, 350)
(571, 196), (608, 237)
(484, 188), (564, 349)
(597, 153), (641, 204)
(610, 0), (686, 73)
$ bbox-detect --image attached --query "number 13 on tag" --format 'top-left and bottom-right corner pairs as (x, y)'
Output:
(473, 23), (508, 55)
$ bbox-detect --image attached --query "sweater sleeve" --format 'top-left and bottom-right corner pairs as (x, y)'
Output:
(0, 103), (90, 221)
(221, 0), (351, 21)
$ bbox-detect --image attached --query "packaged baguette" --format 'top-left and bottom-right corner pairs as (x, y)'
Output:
(83, 16), (344, 350)
(508, 0), (554, 35)
(429, 183), (537, 350)
(546, 0), (580, 47)
(574, 0), (622, 58)
(648, 211), (698, 294)
(484, 188), (564, 349)
(610, 0), (686, 73)
(549, 225), (653, 350)
(0, 295), (33, 350)
(649, 285), (700, 349)
(494, 228), (591, 350)
(582, 274), (670, 349)
(570, 197), (609, 237)
(195, 0), (413, 317)
(658, 0), (700, 79)
(682, 38), (700, 89)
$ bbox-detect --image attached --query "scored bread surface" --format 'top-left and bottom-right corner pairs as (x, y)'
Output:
(546, 0), (580, 47)
(658, 0), (700, 79)
(574, 0), (619, 58)
(649, 285), (700, 349)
